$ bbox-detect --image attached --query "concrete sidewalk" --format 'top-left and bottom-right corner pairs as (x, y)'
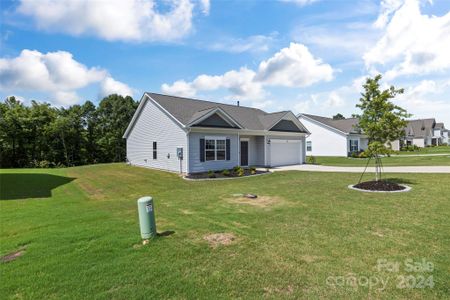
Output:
(271, 164), (450, 173)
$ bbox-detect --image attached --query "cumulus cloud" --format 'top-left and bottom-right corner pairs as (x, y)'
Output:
(256, 43), (333, 87)
(0, 49), (133, 105)
(16, 0), (200, 42)
(364, 0), (450, 79)
(100, 77), (134, 98)
(162, 43), (334, 102)
(161, 80), (197, 97)
(394, 79), (450, 121)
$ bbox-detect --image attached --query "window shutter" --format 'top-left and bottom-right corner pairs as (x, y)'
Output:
(226, 138), (230, 160)
(200, 138), (205, 162)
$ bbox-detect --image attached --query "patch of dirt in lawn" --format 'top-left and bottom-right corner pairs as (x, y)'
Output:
(203, 233), (236, 248)
(1, 247), (26, 263)
(226, 195), (283, 208)
(179, 209), (195, 215)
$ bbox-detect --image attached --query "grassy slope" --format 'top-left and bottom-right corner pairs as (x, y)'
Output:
(1, 164), (449, 299)
(312, 155), (450, 167)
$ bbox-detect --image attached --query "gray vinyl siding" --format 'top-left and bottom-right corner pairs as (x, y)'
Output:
(126, 99), (187, 173)
(188, 132), (238, 173)
(240, 135), (264, 166)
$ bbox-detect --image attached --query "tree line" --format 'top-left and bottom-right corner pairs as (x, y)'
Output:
(0, 94), (138, 168)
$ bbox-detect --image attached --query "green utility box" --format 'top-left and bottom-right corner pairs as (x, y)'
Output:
(137, 196), (157, 239)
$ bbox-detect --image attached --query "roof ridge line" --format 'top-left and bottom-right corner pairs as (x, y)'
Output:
(147, 92), (266, 112)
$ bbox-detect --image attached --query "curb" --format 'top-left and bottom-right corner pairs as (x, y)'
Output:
(348, 184), (412, 193)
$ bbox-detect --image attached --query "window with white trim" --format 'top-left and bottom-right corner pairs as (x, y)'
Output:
(350, 139), (359, 152)
(205, 138), (226, 161)
(306, 141), (312, 152)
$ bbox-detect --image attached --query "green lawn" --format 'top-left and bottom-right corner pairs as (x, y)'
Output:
(311, 155), (450, 167)
(395, 145), (450, 155)
(1, 164), (449, 299)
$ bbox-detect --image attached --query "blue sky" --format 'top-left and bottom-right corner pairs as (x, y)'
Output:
(1, 0), (449, 123)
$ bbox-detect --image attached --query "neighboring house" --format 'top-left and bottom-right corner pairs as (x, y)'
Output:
(433, 122), (447, 145)
(297, 114), (368, 157)
(398, 118), (436, 148)
(123, 93), (309, 174)
(443, 129), (449, 145)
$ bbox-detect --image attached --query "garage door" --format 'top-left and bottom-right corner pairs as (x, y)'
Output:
(270, 139), (301, 166)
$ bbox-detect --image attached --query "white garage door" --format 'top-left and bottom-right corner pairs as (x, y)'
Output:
(270, 139), (302, 166)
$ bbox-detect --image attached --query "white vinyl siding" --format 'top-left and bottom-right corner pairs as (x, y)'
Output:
(126, 99), (187, 173)
(299, 116), (348, 157)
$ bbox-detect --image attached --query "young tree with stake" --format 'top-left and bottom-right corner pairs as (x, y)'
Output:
(355, 75), (410, 181)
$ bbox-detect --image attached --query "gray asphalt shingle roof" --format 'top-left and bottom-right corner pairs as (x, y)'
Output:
(301, 113), (361, 134)
(404, 119), (436, 138)
(147, 93), (304, 131)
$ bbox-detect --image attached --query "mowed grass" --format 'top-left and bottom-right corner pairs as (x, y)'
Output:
(395, 145), (450, 155)
(1, 164), (449, 299)
(312, 155), (450, 167)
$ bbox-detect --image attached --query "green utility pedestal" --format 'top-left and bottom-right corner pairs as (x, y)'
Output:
(137, 196), (157, 239)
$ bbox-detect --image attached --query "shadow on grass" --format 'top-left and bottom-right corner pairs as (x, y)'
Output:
(0, 173), (75, 200)
(384, 177), (417, 185)
(157, 231), (175, 237)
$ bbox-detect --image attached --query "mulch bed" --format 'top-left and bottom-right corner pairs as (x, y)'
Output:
(186, 169), (268, 180)
(354, 180), (406, 191)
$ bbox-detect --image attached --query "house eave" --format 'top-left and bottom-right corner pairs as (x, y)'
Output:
(189, 126), (307, 136)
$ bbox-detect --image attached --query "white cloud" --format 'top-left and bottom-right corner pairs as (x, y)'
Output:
(256, 43), (333, 87)
(100, 77), (134, 98)
(394, 79), (450, 121)
(162, 43), (334, 103)
(17, 0), (200, 42)
(207, 34), (276, 53)
(161, 80), (197, 97)
(364, 0), (450, 79)
(0, 49), (133, 105)
(279, 0), (319, 6)
(373, 0), (406, 28)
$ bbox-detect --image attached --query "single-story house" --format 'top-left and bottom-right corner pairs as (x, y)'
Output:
(123, 93), (309, 174)
(297, 113), (368, 157)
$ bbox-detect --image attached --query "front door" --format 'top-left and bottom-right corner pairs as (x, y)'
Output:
(240, 140), (248, 166)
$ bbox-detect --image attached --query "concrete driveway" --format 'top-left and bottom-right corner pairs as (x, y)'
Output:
(271, 164), (450, 173)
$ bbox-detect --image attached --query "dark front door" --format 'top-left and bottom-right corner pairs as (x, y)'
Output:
(240, 141), (248, 166)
